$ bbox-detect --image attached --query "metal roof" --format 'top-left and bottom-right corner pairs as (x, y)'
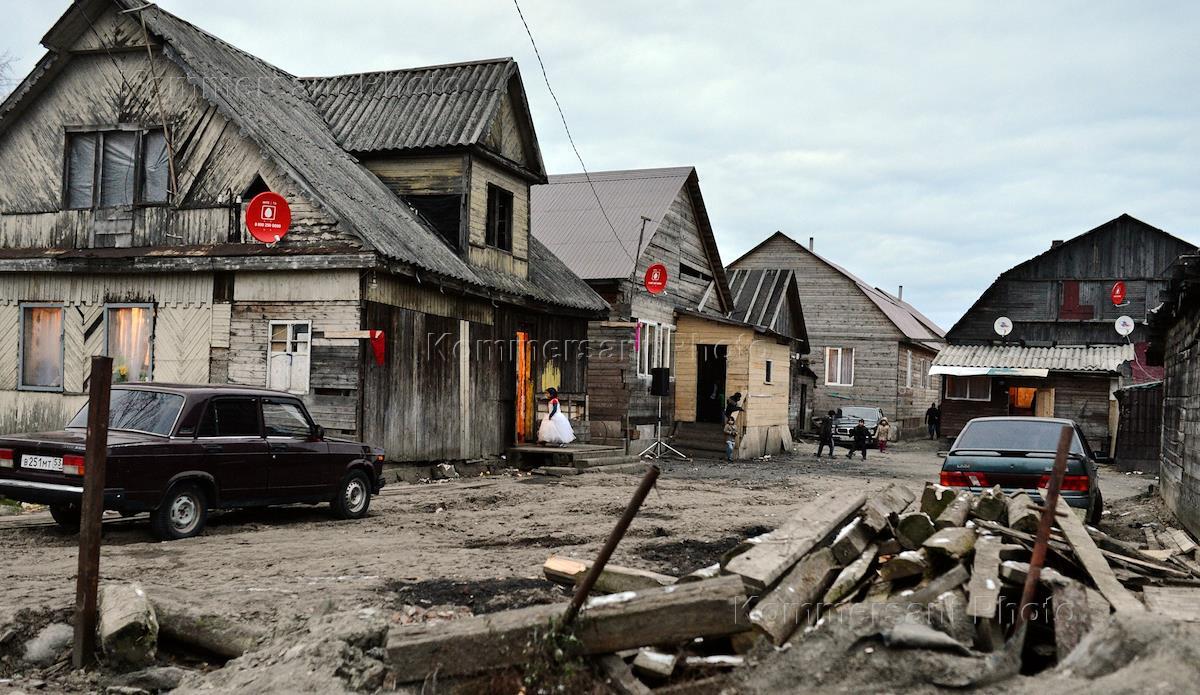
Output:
(301, 59), (545, 177)
(18, 1), (603, 314)
(532, 167), (694, 280)
(932, 344), (1135, 373)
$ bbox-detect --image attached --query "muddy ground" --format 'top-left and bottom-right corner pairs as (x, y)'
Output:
(0, 440), (1157, 692)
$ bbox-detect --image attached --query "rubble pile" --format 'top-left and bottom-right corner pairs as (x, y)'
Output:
(377, 482), (1200, 692)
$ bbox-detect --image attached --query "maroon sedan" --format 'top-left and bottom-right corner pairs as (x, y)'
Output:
(0, 384), (385, 540)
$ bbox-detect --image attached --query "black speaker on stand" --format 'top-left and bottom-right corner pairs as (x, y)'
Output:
(640, 367), (688, 460)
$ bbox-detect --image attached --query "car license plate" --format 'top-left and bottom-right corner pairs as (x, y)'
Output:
(21, 454), (63, 472)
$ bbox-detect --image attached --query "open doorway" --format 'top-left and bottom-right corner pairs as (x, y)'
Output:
(1008, 387), (1036, 417)
(696, 344), (727, 423)
(515, 330), (534, 443)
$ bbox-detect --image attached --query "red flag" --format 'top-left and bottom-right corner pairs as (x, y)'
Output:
(369, 330), (386, 366)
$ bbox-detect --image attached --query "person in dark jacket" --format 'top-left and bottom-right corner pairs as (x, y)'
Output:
(815, 410), (836, 458)
(846, 419), (869, 460)
(724, 392), (744, 420)
(925, 403), (941, 439)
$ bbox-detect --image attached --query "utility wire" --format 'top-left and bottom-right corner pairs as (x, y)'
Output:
(511, 0), (638, 266)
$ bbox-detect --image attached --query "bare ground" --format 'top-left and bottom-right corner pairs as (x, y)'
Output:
(0, 439), (1159, 692)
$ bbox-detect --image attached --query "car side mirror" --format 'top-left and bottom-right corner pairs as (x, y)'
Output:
(313, 425), (325, 440)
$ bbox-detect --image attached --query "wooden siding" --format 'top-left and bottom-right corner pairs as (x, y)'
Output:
(895, 344), (942, 436)
(730, 234), (906, 424)
(0, 41), (357, 251)
(226, 299), (361, 435)
(232, 270), (360, 303)
(1114, 383), (1163, 472)
(631, 187), (722, 315)
(673, 314), (790, 427)
(1160, 303), (1200, 538)
(948, 216), (1196, 346)
(466, 156), (529, 277)
(480, 88), (531, 170)
(361, 155), (466, 196)
(0, 272), (215, 433)
(365, 274), (494, 325)
(939, 373), (1114, 454)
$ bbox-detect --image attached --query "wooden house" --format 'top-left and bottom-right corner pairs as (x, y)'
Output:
(0, 0), (607, 463)
(729, 232), (944, 438)
(935, 215), (1197, 456)
(1147, 253), (1200, 537)
(531, 167), (807, 458)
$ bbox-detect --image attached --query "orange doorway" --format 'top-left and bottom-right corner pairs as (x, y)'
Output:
(515, 331), (534, 443)
(1008, 387), (1036, 416)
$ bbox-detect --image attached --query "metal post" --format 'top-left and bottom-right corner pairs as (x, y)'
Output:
(73, 356), (112, 669)
(562, 464), (660, 627)
(1012, 424), (1072, 634)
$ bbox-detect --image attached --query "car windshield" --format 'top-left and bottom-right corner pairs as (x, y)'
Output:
(841, 407), (878, 420)
(67, 389), (185, 436)
(954, 420), (1083, 454)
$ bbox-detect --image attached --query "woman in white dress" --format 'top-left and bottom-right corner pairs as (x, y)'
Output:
(538, 387), (576, 446)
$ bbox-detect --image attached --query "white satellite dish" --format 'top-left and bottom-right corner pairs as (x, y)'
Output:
(1115, 315), (1135, 337)
(993, 316), (1013, 337)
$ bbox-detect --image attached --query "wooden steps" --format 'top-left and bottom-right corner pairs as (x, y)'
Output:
(507, 443), (625, 470)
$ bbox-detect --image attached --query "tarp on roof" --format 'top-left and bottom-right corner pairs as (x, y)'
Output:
(932, 344), (1135, 374)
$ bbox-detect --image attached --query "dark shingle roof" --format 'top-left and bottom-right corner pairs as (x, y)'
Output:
(727, 268), (805, 341)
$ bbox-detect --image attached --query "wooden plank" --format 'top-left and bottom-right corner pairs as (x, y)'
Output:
(384, 576), (748, 681)
(543, 555), (676, 593)
(1053, 496), (1144, 613)
(747, 547), (838, 645)
(1142, 586), (1200, 622)
(321, 329), (373, 339)
(723, 489), (865, 590)
(966, 535), (1003, 619)
(595, 655), (652, 695)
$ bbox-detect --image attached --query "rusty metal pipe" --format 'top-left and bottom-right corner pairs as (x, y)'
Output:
(1012, 425), (1073, 634)
(562, 464), (660, 627)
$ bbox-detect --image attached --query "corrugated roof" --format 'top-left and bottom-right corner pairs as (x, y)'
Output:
(301, 60), (531, 157)
(933, 344), (1135, 372)
(728, 268), (798, 338)
(532, 167), (694, 280)
(15, 1), (604, 314)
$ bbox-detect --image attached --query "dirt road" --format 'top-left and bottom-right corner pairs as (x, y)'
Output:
(0, 440), (1155, 689)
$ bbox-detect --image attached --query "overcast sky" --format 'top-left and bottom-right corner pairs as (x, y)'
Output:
(4, 1), (1199, 329)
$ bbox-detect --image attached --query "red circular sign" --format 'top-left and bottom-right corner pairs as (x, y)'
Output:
(1111, 281), (1127, 306)
(245, 191), (291, 244)
(644, 263), (668, 294)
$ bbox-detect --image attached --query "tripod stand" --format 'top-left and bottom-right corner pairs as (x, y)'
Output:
(639, 395), (689, 460)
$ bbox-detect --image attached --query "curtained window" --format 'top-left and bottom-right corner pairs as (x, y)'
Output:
(107, 305), (154, 383)
(20, 305), (64, 391)
(64, 128), (171, 208)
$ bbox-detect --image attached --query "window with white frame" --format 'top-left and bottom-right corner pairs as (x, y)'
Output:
(906, 350), (913, 388)
(636, 321), (674, 377)
(825, 347), (854, 386)
(945, 375), (991, 401)
(19, 304), (64, 391)
(106, 305), (154, 383)
(268, 321), (311, 394)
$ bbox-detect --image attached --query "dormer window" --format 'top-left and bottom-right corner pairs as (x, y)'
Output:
(64, 127), (170, 209)
(485, 184), (513, 252)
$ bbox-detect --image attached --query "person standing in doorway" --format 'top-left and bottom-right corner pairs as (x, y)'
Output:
(725, 392), (744, 420)
(815, 410), (835, 458)
(925, 403), (941, 440)
(846, 419), (869, 460)
(724, 415), (738, 462)
(876, 417), (891, 453)
(537, 387), (576, 446)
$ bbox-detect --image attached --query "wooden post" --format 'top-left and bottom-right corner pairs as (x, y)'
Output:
(1012, 424), (1070, 634)
(72, 356), (112, 669)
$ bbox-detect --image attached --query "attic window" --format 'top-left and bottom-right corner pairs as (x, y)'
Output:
(680, 263), (713, 282)
(64, 128), (169, 209)
(485, 184), (513, 252)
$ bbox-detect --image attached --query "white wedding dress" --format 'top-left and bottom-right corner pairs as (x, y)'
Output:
(538, 399), (576, 445)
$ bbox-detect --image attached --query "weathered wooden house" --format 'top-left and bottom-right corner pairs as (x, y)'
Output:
(1147, 253), (1200, 538)
(0, 0), (607, 463)
(531, 167), (808, 458)
(729, 232), (944, 438)
(935, 215), (1196, 455)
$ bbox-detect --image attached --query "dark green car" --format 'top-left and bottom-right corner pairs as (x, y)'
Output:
(940, 417), (1104, 525)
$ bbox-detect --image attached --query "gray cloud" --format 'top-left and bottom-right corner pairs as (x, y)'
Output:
(3, 0), (1198, 329)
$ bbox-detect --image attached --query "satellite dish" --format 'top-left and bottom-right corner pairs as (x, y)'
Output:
(993, 317), (1013, 337)
(1115, 315), (1135, 337)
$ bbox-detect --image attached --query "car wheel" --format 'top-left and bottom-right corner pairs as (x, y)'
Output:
(49, 503), (81, 529)
(1087, 490), (1104, 526)
(331, 470), (372, 520)
(151, 484), (208, 541)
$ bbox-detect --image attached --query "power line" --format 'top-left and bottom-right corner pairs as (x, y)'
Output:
(511, 0), (638, 266)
